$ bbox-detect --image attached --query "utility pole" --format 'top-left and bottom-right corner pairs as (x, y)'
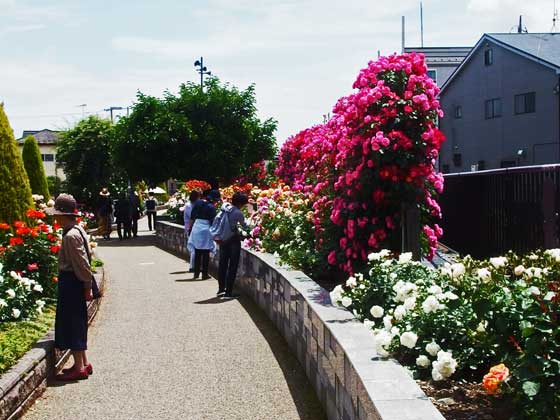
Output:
(104, 106), (124, 123)
(194, 57), (212, 90)
(77, 104), (87, 118)
(420, 1), (424, 48)
(401, 16), (406, 53)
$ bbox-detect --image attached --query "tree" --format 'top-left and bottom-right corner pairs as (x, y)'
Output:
(113, 77), (277, 184)
(56, 116), (121, 208)
(22, 135), (50, 199)
(0, 104), (33, 224)
(47, 176), (62, 198)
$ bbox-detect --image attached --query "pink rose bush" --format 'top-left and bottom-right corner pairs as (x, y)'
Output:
(277, 53), (445, 274)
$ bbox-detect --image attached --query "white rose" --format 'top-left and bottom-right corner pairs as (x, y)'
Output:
(422, 295), (443, 314)
(477, 268), (492, 283)
(47, 199), (55, 207)
(33, 284), (43, 293)
(514, 265), (525, 276)
(370, 305), (384, 318)
(390, 326), (400, 336)
(363, 319), (375, 329)
(525, 267), (542, 279)
(476, 320), (487, 333)
(383, 315), (393, 331)
(400, 331), (418, 349)
(329, 285), (343, 305)
(450, 263), (465, 278)
(9, 271), (20, 280)
(431, 366), (444, 381)
(428, 285), (443, 295)
(443, 291), (458, 300)
(398, 252), (413, 264)
(373, 329), (393, 357)
(12, 308), (21, 319)
(6, 289), (16, 298)
(394, 305), (407, 321)
(0, 299), (7, 307)
(346, 277), (357, 288)
(416, 355), (430, 368)
(544, 291), (556, 301)
(490, 256), (507, 268)
(425, 341), (440, 356)
(432, 350), (457, 379)
(526, 286), (541, 296)
(341, 296), (352, 308)
(404, 296), (416, 310)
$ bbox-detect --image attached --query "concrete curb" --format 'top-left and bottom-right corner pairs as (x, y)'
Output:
(156, 221), (444, 420)
(0, 269), (107, 420)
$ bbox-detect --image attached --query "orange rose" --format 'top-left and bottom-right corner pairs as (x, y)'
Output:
(488, 364), (510, 381)
(483, 374), (500, 394)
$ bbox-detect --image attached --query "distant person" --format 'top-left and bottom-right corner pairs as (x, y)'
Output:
(128, 189), (141, 238)
(145, 192), (158, 231)
(217, 192), (248, 298)
(114, 193), (132, 240)
(183, 190), (200, 272)
(46, 194), (94, 381)
(97, 187), (112, 240)
(188, 189), (220, 280)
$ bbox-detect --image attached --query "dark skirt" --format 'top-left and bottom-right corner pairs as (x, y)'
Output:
(55, 271), (88, 351)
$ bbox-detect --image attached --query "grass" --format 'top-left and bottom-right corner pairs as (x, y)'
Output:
(0, 306), (56, 375)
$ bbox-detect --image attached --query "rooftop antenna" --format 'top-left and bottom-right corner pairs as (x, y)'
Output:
(420, 1), (424, 47)
(517, 15), (528, 33)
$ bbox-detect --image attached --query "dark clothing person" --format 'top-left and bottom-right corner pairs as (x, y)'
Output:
(217, 196), (248, 297)
(145, 196), (157, 231)
(129, 193), (141, 237)
(97, 194), (113, 239)
(114, 197), (132, 240)
(190, 199), (217, 222)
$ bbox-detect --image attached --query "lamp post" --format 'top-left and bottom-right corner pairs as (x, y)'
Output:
(194, 57), (212, 90)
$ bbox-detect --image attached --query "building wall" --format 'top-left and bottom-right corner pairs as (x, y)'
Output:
(17, 144), (66, 181)
(439, 40), (560, 172)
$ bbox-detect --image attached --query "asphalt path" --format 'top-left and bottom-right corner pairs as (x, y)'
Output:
(25, 216), (324, 420)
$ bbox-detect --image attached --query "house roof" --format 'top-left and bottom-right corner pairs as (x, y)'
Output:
(440, 33), (560, 94)
(17, 129), (60, 145)
(404, 46), (471, 66)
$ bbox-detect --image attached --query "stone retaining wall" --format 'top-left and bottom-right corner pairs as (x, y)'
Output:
(0, 269), (106, 420)
(156, 221), (444, 420)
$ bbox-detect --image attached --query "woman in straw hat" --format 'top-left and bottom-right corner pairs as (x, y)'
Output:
(46, 194), (94, 381)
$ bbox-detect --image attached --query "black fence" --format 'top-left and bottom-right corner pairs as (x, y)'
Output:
(439, 165), (560, 258)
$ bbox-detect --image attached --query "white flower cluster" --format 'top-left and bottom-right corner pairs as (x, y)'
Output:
(0, 263), (45, 321)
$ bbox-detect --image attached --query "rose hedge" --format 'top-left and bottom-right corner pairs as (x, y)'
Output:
(330, 250), (559, 419)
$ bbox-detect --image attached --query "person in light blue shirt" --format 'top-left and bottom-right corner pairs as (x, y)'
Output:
(183, 190), (200, 272)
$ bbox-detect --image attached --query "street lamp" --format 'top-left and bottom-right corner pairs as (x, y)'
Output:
(194, 57), (211, 90)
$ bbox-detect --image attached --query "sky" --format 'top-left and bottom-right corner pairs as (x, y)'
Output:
(0, 0), (555, 145)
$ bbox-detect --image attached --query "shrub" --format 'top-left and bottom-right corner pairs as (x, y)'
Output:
(0, 104), (33, 224)
(47, 176), (62, 198)
(21, 135), (50, 199)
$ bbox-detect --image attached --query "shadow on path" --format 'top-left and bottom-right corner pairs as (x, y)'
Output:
(237, 296), (327, 420)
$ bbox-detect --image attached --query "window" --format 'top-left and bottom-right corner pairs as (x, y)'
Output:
(41, 154), (54, 162)
(454, 106), (462, 119)
(427, 69), (437, 83)
(453, 153), (462, 167)
(484, 48), (493, 66)
(514, 92), (536, 114)
(485, 98), (502, 119)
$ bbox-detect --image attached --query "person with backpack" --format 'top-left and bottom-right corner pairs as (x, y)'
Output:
(183, 190), (200, 272)
(188, 189), (220, 280)
(145, 192), (158, 231)
(215, 192), (249, 298)
(114, 192), (132, 240)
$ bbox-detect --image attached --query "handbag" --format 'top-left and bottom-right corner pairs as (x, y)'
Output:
(73, 227), (102, 299)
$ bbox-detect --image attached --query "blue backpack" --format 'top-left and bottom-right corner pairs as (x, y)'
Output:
(209, 210), (235, 242)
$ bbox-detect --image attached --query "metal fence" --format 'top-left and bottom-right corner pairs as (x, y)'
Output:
(439, 165), (560, 258)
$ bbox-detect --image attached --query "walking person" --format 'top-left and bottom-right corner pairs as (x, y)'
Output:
(145, 192), (158, 231)
(97, 187), (112, 240)
(129, 189), (141, 238)
(183, 190), (200, 272)
(46, 194), (94, 381)
(217, 192), (249, 298)
(188, 190), (220, 280)
(114, 193), (132, 240)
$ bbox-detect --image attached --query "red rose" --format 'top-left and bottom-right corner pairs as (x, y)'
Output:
(9, 237), (24, 246)
(0, 223), (10, 230)
(27, 263), (39, 271)
(50, 245), (61, 253)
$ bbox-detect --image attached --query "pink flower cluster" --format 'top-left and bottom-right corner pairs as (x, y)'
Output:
(277, 53), (446, 274)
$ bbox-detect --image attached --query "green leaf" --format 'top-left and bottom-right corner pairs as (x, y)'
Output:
(522, 381), (540, 397)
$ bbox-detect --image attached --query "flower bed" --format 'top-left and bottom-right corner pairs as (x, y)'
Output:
(329, 250), (559, 419)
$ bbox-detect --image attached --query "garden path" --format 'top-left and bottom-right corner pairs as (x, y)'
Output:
(25, 216), (324, 420)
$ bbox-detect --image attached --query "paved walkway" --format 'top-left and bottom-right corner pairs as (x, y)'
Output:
(25, 217), (324, 420)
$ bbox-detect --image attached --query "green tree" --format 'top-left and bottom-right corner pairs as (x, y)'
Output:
(21, 135), (50, 199)
(113, 77), (277, 184)
(0, 104), (33, 224)
(46, 176), (62, 198)
(56, 116), (120, 208)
